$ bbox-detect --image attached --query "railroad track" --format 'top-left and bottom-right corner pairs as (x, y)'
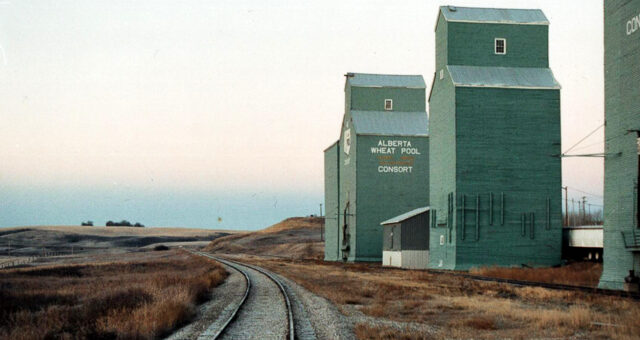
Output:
(434, 270), (640, 300)
(190, 251), (295, 340)
(233, 254), (640, 300)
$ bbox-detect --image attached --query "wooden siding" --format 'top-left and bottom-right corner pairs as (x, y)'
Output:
(599, 0), (640, 289)
(429, 7), (561, 270)
(324, 142), (340, 261)
(447, 22), (549, 68)
(453, 87), (562, 269)
(350, 87), (426, 112)
(428, 67), (458, 269)
(354, 134), (429, 261)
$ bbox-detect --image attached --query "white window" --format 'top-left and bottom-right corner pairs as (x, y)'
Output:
(495, 38), (506, 55)
(384, 99), (393, 111)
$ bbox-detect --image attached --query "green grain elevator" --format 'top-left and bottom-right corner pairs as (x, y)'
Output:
(428, 6), (562, 270)
(599, 0), (640, 290)
(324, 73), (429, 262)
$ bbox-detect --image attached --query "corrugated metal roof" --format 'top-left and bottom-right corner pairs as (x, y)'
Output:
(347, 73), (426, 88)
(440, 6), (549, 25)
(448, 65), (561, 90)
(381, 207), (430, 225)
(351, 110), (429, 136)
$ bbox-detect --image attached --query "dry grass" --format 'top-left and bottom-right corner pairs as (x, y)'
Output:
(469, 262), (602, 287)
(0, 250), (227, 340)
(205, 217), (324, 260)
(354, 324), (431, 340)
(233, 256), (640, 339)
(257, 216), (323, 234)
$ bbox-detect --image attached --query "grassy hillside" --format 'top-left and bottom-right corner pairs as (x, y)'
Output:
(0, 226), (235, 257)
(205, 217), (324, 259)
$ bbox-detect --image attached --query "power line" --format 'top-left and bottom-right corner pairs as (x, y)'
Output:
(566, 186), (603, 199)
(563, 124), (604, 155)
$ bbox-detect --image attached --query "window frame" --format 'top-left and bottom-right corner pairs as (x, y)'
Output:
(384, 99), (393, 111)
(495, 38), (507, 55)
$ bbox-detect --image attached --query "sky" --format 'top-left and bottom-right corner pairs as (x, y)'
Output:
(0, 0), (604, 229)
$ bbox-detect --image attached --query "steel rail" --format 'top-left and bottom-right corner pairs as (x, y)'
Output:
(227, 253), (640, 301)
(190, 251), (294, 340)
(236, 261), (295, 340)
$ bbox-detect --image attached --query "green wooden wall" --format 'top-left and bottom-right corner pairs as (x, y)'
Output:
(428, 67), (458, 269)
(339, 112), (358, 261)
(599, 0), (640, 290)
(453, 87), (562, 269)
(429, 8), (561, 270)
(353, 135), (429, 261)
(324, 142), (340, 261)
(435, 14), (548, 70)
(350, 87), (426, 112)
(325, 74), (430, 262)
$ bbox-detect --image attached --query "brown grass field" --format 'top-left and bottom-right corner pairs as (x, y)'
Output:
(0, 250), (227, 340)
(470, 261), (603, 287)
(231, 255), (640, 339)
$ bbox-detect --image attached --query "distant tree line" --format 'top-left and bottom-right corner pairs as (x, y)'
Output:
(81, 221), (93, 226)
(106, 220), (145, 227)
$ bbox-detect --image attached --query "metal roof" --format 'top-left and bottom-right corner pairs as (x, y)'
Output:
(347, 73), (426, 89)
(381, 207), (430, 225)
(351, 110), (428, 136)
(447, 65), (561, 90)
(440, 6), (549, 25)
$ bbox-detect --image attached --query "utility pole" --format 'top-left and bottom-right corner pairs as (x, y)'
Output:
(571, 198), (575, 226)
(563, 186), (568, 226)
(582, 196), (587, 224)
(319, 204), (323, 217)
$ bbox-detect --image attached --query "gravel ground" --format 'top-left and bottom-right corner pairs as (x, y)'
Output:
(218, 264), (288, 340)
(275, 273), (355, 340)
(341, 304), (438, 336)
(165, 263), (246, 340)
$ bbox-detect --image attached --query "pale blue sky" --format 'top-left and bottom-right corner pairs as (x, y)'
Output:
(0, 1), (604, 229)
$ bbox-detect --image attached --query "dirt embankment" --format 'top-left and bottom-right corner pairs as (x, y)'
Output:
(204, 217), (324, 259)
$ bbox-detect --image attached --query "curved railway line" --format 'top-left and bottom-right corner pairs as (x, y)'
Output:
(191, 251), (295, 340)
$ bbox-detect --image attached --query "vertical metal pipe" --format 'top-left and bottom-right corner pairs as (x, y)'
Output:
(447, 193), (451, 229)
(462, 194), (466, 241)
(489, 192), (493, 225)
(475, 194), (480, 241)
(530, 212), (535, 239)
(546, 198), (550, 230)
(501, 192), (505, 226)
(449, 193), (453, 243)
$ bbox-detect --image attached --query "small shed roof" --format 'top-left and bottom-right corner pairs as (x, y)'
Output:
(351, 111), (428, 136)
(439, 6), (549, 25)
(381, 207), (430, 225)
(448, 65), (561, 90)
(347, 73), (426, 89)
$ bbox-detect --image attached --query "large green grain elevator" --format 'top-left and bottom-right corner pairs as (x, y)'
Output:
(428, 6), (562, 270)
(599, 0), (640, 290)
(324, 73), (429, 262)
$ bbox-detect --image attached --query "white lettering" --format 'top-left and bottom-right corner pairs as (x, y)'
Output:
(627, 14), (640, 36)
(377, 165), (413, 173)
(377, 140), (412, 147)
(401, 148), (421, 155)
(370, 147), (396, 154)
